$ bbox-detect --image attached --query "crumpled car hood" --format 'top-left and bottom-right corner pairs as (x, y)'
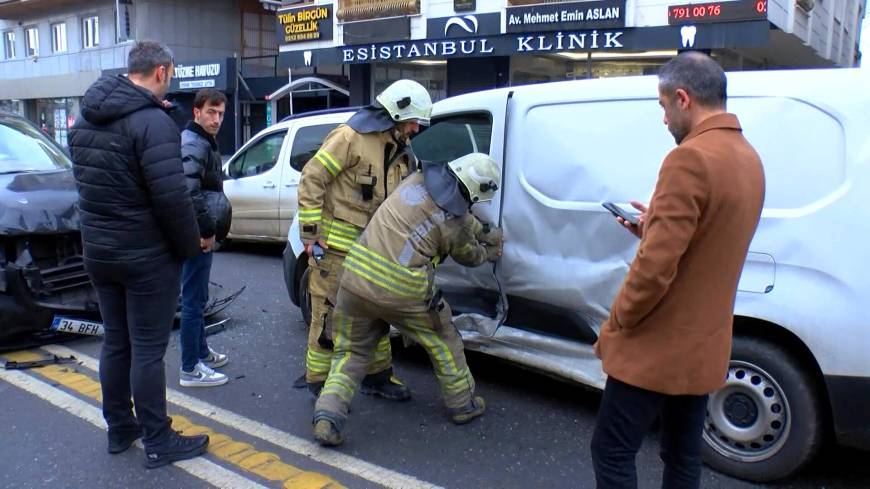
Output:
(0, 170), (80, 236)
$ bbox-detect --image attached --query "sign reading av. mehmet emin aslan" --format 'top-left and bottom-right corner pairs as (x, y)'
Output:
(276, 4), (334, 44)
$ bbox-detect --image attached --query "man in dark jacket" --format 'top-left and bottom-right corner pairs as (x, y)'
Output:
(178, 88), (232, 387)
(68, 41), (209, 469)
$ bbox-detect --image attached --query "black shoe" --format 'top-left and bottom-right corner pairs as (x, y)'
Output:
(144, 431), (209, 469)
(312, 411), (345, 447)
(292, 373), (308, 389)
(107, 423), (142, 454)
(360, 369), (411, 401)
(307, 380), (324, 398)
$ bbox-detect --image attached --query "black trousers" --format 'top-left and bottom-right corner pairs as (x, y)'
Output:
(86, 257), (181, 449)
(591, 377), (708, 489)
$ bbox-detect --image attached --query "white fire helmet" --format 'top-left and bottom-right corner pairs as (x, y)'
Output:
(375, 79), (433, 126)
(447, 153), (501, 204)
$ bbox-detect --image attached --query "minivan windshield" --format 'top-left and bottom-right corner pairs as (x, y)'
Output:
(0, 117), (72, 174)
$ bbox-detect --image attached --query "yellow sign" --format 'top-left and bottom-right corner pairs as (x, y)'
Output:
(276, 5), (334, 44)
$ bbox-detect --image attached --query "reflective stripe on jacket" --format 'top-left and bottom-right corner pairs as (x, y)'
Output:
(297, 124), (411, 252)
(341, 172), (491, 303)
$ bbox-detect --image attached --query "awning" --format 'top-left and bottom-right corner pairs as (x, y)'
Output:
(265, 76), (350, 100)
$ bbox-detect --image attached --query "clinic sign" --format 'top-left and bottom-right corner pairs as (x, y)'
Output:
(276, 4), (334, 44)
(506, 0), (626, 33)
(279, 20), (770, 67)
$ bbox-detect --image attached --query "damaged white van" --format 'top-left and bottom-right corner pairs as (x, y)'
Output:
(283, 68), (870, 482)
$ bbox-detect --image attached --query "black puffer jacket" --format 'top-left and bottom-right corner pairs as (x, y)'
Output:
(181, 121), (232, 240)
(69, 75), (200, 264)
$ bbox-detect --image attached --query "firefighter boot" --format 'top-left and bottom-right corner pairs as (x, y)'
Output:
(313, 411), (345, 447)
(360, 368), (411, 401)
(449, 396), (486, 425)
(307, 380), (325, 398)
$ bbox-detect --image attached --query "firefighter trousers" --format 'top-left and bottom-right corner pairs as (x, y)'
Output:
(315, 288), (476, 420)
(305, 250), (392, 383)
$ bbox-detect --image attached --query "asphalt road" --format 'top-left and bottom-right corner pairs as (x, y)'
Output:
(2, 243), (867, 489)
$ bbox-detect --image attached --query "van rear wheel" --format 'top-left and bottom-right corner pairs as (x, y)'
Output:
(701, 336), (823, 482)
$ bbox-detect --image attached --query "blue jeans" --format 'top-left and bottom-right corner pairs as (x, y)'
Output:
(180, 250), (213, 372)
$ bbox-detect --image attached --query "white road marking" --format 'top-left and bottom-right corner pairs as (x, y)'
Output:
(0, 367), (268, 489)
(43, 344), (444, 489)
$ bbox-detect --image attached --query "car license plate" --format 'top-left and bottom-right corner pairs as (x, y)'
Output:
(50, 316), (104, 336)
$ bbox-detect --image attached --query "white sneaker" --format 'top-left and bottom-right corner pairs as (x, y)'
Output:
(202, 347), (228, 369)
(180, 362), (228, 388)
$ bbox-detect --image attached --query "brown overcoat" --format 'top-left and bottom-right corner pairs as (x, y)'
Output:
(595, 113), (765, 395)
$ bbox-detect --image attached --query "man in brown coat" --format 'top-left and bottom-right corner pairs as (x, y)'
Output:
(591, 52), (765, 488)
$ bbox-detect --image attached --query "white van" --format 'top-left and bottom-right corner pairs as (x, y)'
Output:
(283, 68), (870, 482)
(221, 109), (353, 245)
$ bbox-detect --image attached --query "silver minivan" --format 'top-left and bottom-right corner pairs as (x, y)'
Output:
(283, 68), (870, 482)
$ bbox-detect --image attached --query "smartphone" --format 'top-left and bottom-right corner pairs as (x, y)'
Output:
(602, 202), (639, 226)
(312, 243), (325, 262)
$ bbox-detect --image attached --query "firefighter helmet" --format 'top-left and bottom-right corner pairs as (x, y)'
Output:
(447, 153), (501, 204)
(376, 79), (433, 126)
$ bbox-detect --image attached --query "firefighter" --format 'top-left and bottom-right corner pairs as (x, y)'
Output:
(296, 80), (433, 400)
(312, 152), (504, 446)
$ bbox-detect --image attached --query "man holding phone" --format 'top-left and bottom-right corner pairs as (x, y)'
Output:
(591, 52), (765, 488)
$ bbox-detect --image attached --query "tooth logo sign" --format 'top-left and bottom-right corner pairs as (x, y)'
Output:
(444, 15), (479, 36)
(303, 51), (312, 67)
(680, 25), (697, 48)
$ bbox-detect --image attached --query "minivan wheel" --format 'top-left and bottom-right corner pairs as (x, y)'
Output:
(701, 336), (823, 482)
(299, 267), (312, 327)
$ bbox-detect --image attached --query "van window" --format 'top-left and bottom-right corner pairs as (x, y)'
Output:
(228, 130), (286, 179)
(289, 123), (338, 172)
(411, 113), (492, 163)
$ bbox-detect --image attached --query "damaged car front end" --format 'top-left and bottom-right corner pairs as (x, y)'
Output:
(0, 113), (100, 343)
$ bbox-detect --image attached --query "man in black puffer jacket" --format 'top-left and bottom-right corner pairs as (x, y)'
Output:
(178, 88), (232, 388)
(68, 41), (209, 469)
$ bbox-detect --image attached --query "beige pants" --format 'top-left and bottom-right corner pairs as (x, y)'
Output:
(305, 251), (392, 382)
(315, 288), (476, 420)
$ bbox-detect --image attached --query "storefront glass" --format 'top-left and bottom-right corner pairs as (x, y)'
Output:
(372, 62), (447, 102)
(510, 53), (672, 86)
(35, 97), (80, 147)
(0, 99), (24, 116)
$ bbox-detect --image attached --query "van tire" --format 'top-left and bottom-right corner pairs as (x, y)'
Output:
(300, 267), (312, 327)
(701, 336), (823, 482)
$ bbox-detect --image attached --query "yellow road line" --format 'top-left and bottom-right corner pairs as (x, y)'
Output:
(3, 351), (345, 489)
(43, 344), (443, 489)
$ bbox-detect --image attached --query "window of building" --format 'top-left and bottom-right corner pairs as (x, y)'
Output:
(241, 11), (278, 76)
(25, 26), (38, 57)
(52, 23), (67, 53)
(115, 1), (134, 42)
(373, 62), (447, 103)
(289, 124), (340, 172)
(83, 16), (99, 48)
(3, 31), (14, 59)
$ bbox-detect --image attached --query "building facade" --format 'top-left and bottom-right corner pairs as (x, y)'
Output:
(0, 0), (287, 153)
(273, 0), (866, 106)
